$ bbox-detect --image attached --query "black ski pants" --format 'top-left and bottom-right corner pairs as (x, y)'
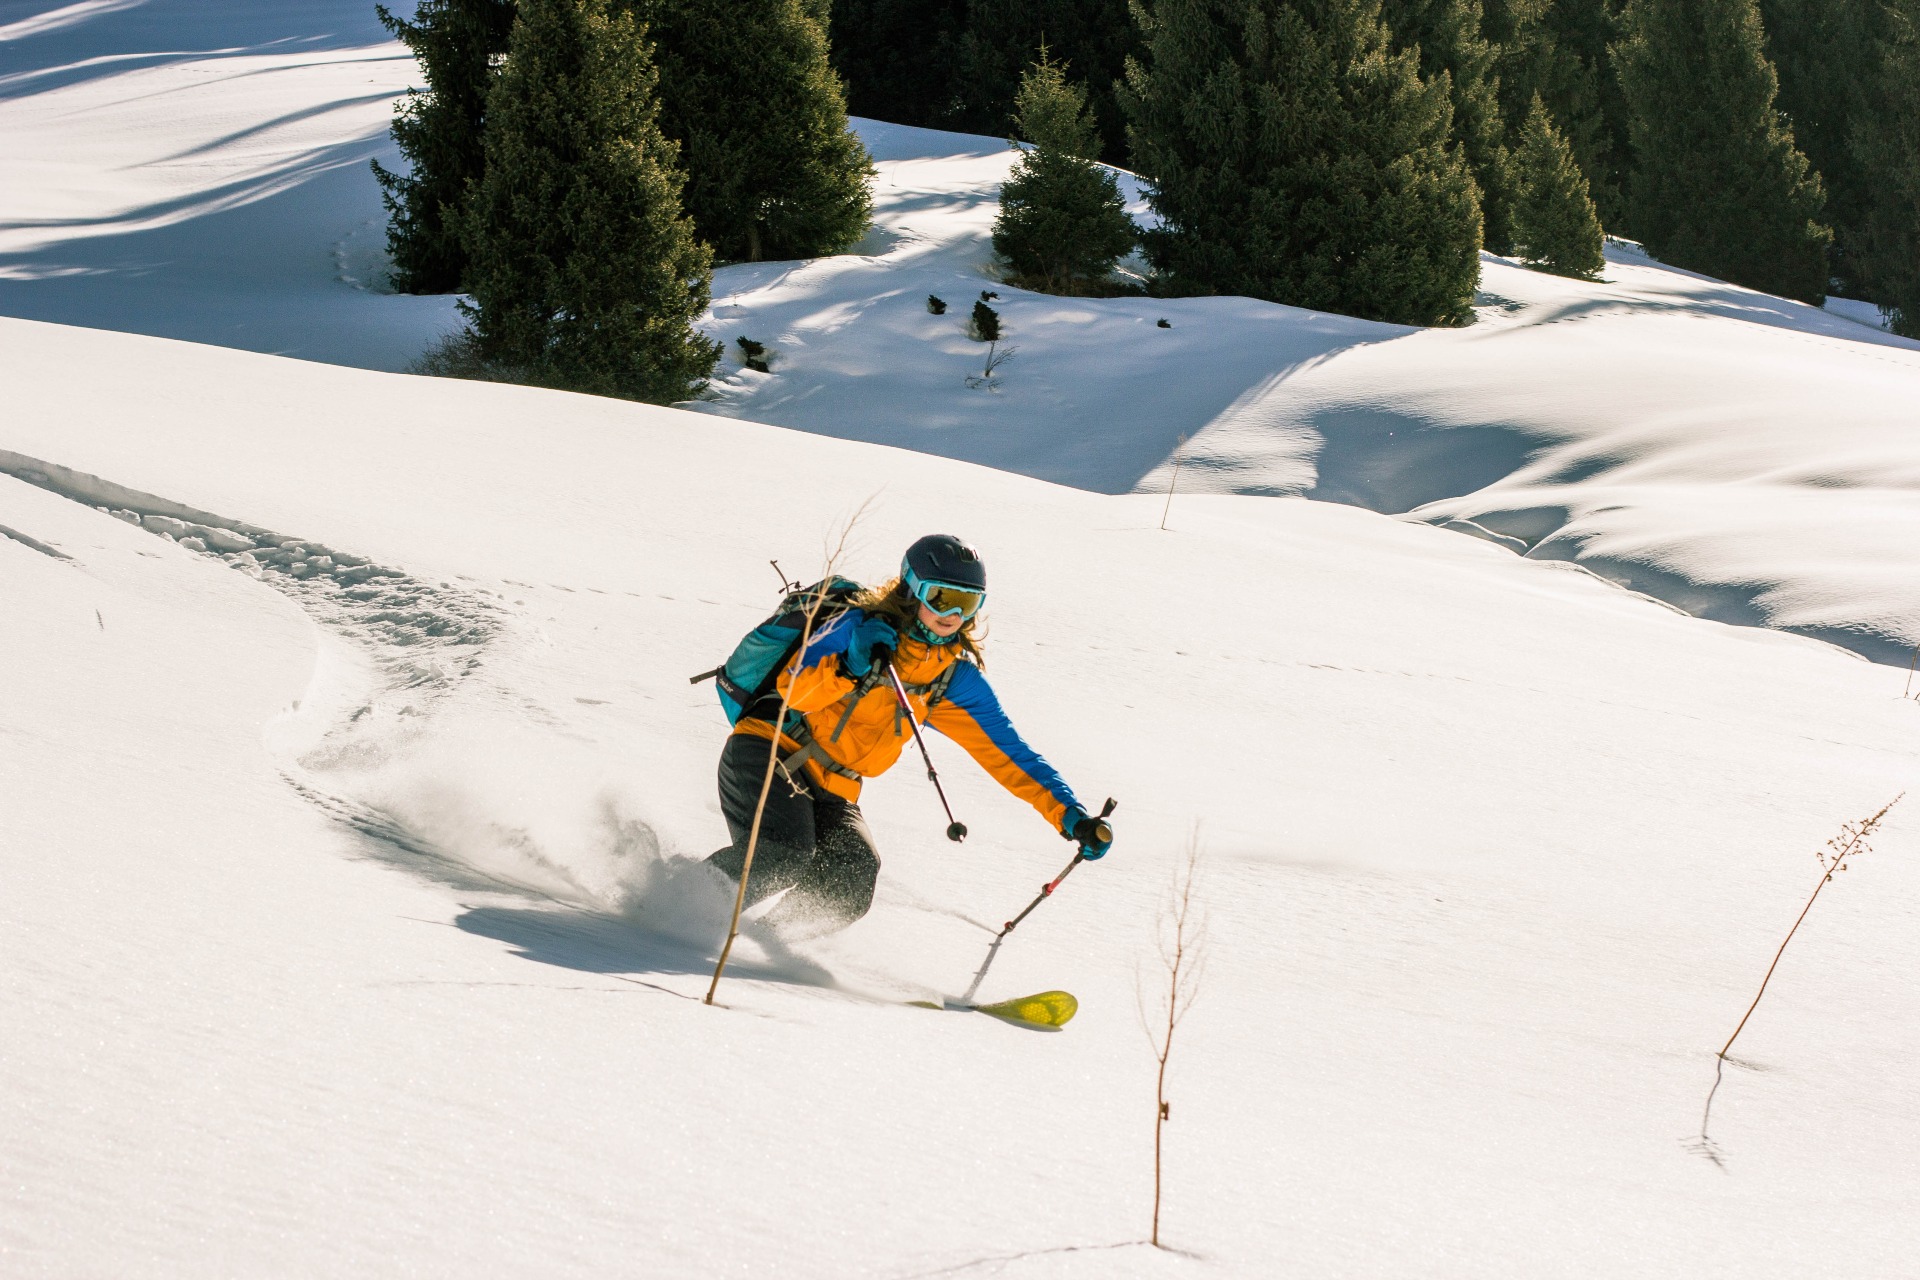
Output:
(707, 731), (881, 930)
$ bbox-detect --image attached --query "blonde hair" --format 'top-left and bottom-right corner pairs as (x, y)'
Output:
(852, 576), (986, 667)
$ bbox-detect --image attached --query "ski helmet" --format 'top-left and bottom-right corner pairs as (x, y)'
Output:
(902, 534), (986, 592)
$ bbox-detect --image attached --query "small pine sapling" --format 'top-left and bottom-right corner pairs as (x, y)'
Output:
(1156, 317), (1171, 328)
(736, 336), (770, 372)
(1511, 94), (1607, 280)
(927, 294), (947, 315)
(991, 52), (1137, 295)
(967, 300), (1002, 341)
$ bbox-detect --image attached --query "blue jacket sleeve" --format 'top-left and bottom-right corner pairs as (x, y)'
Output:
(925, 661), (1082, 830)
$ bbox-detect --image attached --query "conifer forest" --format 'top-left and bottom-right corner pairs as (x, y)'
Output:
(377, 0), (1920, 403)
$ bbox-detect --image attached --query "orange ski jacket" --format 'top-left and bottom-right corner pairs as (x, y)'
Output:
(734, 609), (1080, 832)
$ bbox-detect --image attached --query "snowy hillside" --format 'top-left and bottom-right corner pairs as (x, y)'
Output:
(5, 1), (1918, 666)
(5, 4), (1920, 1275)
(6, 315), (1920, 1277)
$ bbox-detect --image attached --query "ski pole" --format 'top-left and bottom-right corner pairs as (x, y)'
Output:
(999, 797), (1116, 936)
(885, 660), (967, 842)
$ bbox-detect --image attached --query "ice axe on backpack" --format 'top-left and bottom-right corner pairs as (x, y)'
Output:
(884, 659), (967, 842)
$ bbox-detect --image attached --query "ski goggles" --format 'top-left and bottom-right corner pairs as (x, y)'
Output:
(905, 568), (986, 619)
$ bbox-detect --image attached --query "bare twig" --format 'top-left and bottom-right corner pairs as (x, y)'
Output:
(1718, 793), (1904, 1059)
(1159, 434), (1189, 532)
(1905, 644), (1918, 699)
(1139, 832), (1206, 1248)
(964, 342), (1018, 389)
(706, 506), (870, 1005)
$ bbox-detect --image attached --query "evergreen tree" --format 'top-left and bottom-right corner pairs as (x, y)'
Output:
(1380, 0), (1516, 252)
(1615, 0), (1831, 303)
(949, 0), (1139, 164)
(1485, 0), (1629, 228)
(828, 0), (969, 128)
(372, 0), (518, 294)
(460, 0), (719, 402)
(991, 56), (1138, 291)
(1124, 0), (1484, 326)
(1511, 93), (1606, 277)
(637, 0), (873, 262)
(1852, 0), (1920, 335)
(1759, 0), (1882, 292)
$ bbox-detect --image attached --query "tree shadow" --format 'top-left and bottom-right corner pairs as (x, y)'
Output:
(0, 2), (457, 370)
(0, 129), (459, 369)
(1536, 250), (1920, 353)
(0, 0), (395, 90)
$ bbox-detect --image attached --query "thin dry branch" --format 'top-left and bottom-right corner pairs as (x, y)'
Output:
(1159, 434), (1189, 532)
(1718, 792), (1904, 1059)
(1140, 832), (1206, 1249)
(705, 502), (872, 1006)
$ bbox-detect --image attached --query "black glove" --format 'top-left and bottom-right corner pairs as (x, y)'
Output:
(1061, 806), (1114, 859)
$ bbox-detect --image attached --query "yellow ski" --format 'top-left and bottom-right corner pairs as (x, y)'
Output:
(907, 989), (1079, 1029)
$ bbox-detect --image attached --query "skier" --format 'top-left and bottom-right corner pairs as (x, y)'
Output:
(708, 534), (1112, 933)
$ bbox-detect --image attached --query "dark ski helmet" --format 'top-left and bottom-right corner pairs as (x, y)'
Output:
(902, 534), (986, 592)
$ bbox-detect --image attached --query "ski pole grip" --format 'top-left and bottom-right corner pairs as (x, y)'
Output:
(1090, 797), (1117, 845)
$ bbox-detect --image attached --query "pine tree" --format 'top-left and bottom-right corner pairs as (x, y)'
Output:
(828, 0), (969, 128)
(1615, 0), (1831, 303)
(459, 0), (719, 402)
(1852, 0), (1920, 335)
(1380, 0), (1516, 253)
(950, 0), (1139, 164)
(1760, 0), (1882, 293)
(992, 55), (1138, 292)
(1485, 0), (1629, 229)
(372, 0), (517, 294)
(1124, 0), (1484, 326)
(637, 0), (873, 262)
(1511, 94), (1606, 277)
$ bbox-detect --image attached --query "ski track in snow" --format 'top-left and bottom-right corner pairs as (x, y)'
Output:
(0, 446), (935, 1012)
(0, 448), (797, 981)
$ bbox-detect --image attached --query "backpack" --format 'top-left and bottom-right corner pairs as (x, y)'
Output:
(690, 577), (865, 725)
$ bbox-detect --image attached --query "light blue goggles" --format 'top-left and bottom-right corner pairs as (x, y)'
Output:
(905, 567), (985, 618)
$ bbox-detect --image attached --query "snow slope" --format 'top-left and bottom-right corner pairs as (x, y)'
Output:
(5, 315), (1920, 1277)
(5, 0), (1918, 667)
(692, 133), (1920, 664)
(0, 0), (459, 365)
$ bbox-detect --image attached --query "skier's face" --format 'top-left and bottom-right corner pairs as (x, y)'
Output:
(917, 601), (966, 637)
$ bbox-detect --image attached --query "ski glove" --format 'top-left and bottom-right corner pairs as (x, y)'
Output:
(1061, 806), (1113, 860)
(842, 615), (899, 679)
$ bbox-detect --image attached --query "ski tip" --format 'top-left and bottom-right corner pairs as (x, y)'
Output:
(969, 989), (1078, 1029)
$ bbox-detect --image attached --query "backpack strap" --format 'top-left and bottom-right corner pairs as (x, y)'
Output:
(827, 668), (885, 743)
(780, 718), (865, 784)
